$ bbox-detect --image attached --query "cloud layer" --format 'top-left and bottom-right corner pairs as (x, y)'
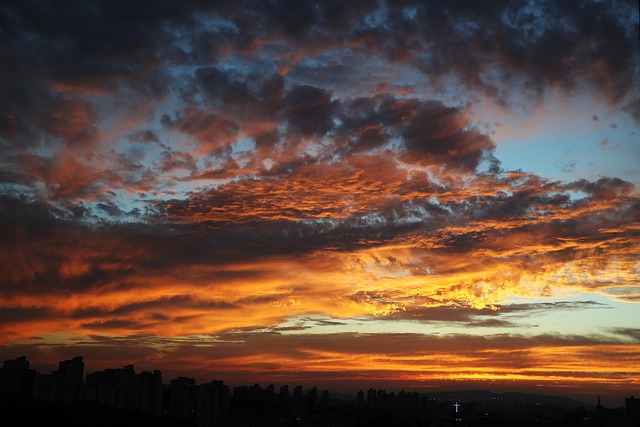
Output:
(1, 0), (639, 400)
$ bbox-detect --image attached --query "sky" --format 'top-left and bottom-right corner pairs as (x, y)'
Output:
(0, 0), (639, 406)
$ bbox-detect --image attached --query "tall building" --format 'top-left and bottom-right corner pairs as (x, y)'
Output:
(0, 356), (36, 396)
(293, 385), (303, 400)
(627, 396), (640, 424)
(319, 390), (328, 408)
(367, 388), (376, 407)
(33, 372), (59, 403)
(58, 356), (84, 384)
(195, 380), (229, 427)
(279, 384), (289, 402)
(57, 356), (84, 404)
(84, 364), (135, 409)
(131, 370), (163, 416)
(291, 385), (307, 419)
(167, 377), (196, 420)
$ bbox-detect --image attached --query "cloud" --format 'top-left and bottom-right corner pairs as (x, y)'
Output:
(332, 96), (495, 172)
(397, 100), (494, 170)
(383, 300), (610, 325)
(195, 67), (258, 110)
(163, 107), (240, 153)
(609, 328), (640, 342)
(0, 0), (638, 397)
(577, 177), (635, 201)
(1, 168), (637, 342)
(623, 96), (640, 123)
(283, 85), (340, 136)
(2, 330), (638, 399)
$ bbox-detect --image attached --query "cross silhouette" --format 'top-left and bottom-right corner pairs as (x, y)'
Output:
(454, 401), (460, 413)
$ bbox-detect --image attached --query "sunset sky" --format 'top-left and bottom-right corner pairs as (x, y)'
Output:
(1, 0), (639, 405)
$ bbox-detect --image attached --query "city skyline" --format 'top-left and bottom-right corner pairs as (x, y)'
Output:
(1, 0), (639, 408)
(7, 354), (638, 426)
(0, 354), (615, 408)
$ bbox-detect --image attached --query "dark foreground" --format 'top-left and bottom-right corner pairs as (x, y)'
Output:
(2, 390), (638, 427)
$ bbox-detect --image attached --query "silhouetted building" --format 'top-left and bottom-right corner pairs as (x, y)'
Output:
(290, 386), (306, 419)
(368, 388), (396, 410)
(58, 356), (84, 384)
(397, 390), (422, 416)
(320, 389), (328, 408)
(85, 365), (135, 409)
(367, 388), (376, 407)
(57, 356), (84, 404)
(0, 356), (36, 396)
(195, 380), (229, 427)
(10, 353), (639, 427)
(293, 385), (303, 400)
(279, 384), (289, 402)
(33, 372), (59, 402)
(307, 386), (318, 412)
(131, 370), (163, 415)
(168, 377), (196, 420)
(627, 395), (640, 424)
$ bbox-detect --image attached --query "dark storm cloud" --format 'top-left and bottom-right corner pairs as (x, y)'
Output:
(397, 100), (493, 170)
(0, 0), (199, 149)
(11, 2), (640, 86)
(380, 0), (638, 102)
(574, 177), (635, 201)
(0, 0), (635, 193)
(0, 0), (195, 84)
(283, 85), (340, 136)
(195, 67), (257, 109)
(166, 69), (286, 148)
(2, 0), (635, 147)
(330, 96), (496, 169)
